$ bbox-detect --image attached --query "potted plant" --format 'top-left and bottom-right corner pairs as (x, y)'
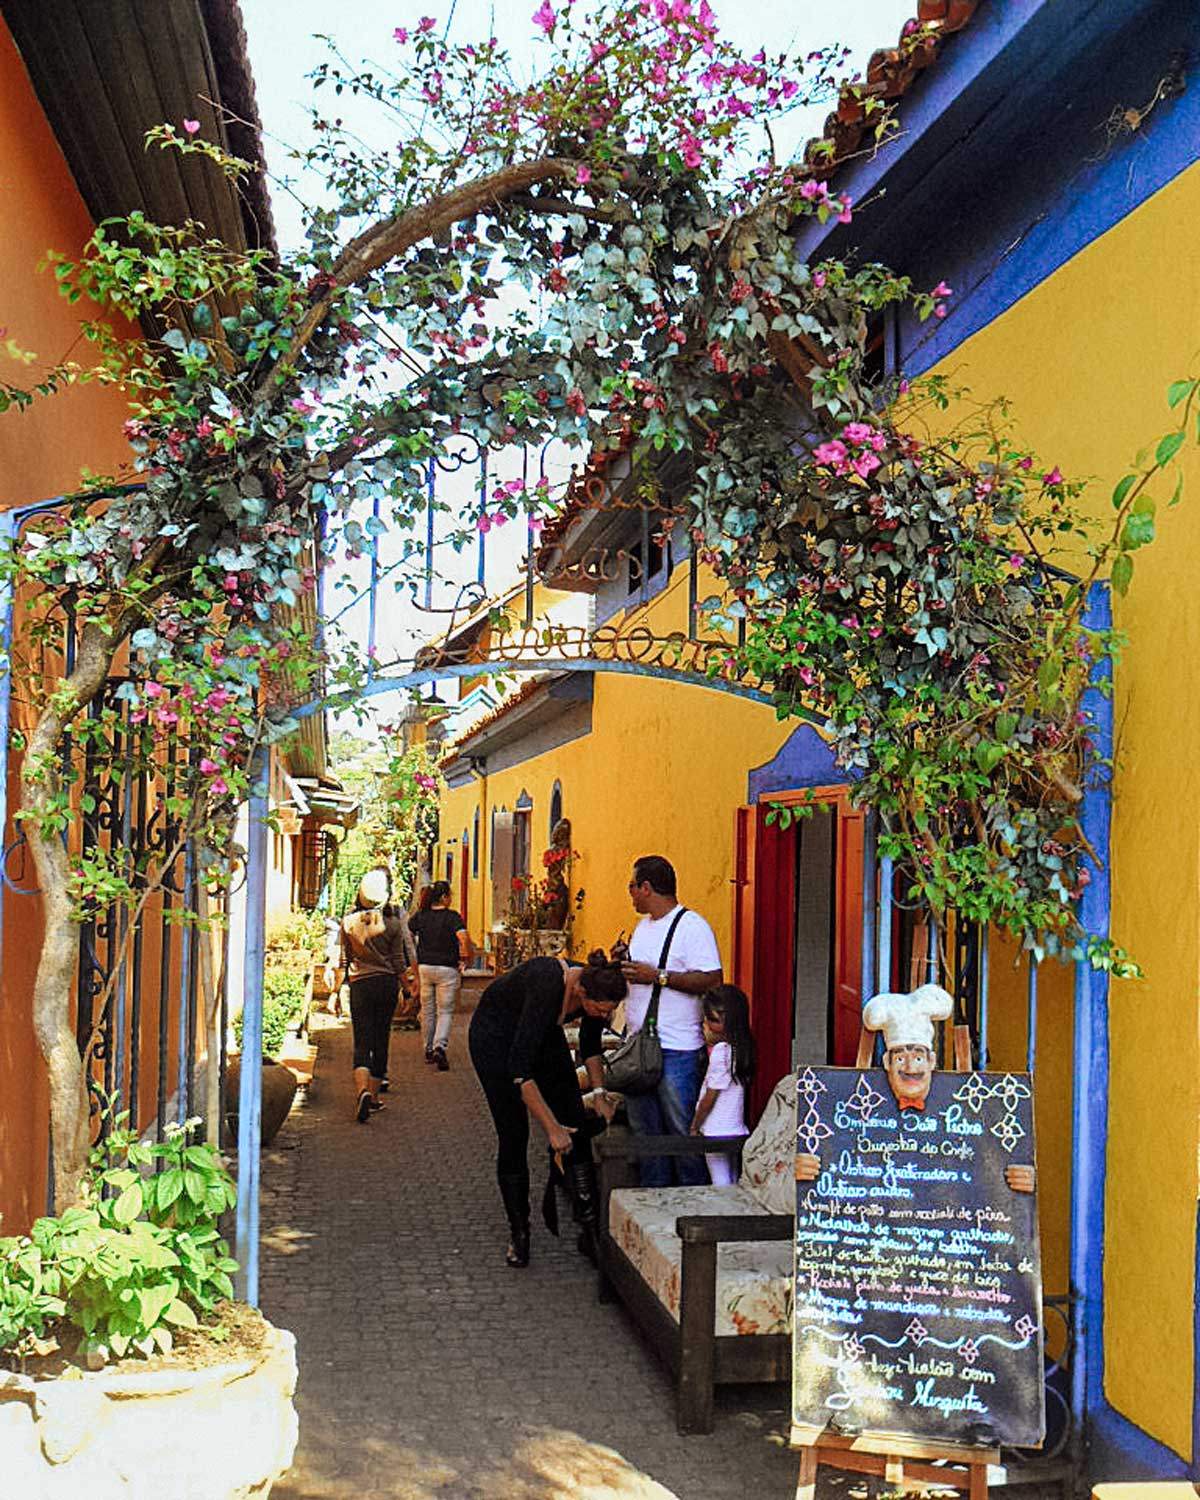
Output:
(0, 1118), (297, 1498)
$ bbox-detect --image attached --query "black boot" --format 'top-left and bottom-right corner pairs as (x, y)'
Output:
(569, 1158), (600, 1266)
(498, 1172), (530, 1268)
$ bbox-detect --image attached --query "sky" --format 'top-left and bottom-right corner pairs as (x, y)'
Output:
(236, 0), (914, 700)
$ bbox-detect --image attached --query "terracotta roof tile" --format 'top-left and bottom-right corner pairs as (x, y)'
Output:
(799, 0), (984, 182)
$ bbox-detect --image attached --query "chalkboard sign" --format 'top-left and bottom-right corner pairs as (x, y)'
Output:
(792, 1067), (1044, 1449)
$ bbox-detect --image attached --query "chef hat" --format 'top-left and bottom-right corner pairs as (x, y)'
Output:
(358, 868), (390, 908)
(862, 983), (954, 1053)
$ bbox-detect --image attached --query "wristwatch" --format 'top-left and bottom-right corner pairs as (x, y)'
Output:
(657, 968), (670, 987)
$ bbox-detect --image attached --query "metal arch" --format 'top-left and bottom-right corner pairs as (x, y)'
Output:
(290, 655), (819, 719)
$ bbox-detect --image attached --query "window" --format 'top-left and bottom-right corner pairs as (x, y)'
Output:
(627, 534), (669, 597)
(446, 848), (454, 888)
(513, 791), (533, 907)
(472, 808), (480, 878)
(549, 781), (563, 839)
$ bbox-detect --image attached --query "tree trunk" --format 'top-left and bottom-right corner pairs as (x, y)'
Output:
(22, 622), (119, 1211)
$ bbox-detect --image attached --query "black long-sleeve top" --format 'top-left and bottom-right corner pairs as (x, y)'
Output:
(470, 957), (604, 1083)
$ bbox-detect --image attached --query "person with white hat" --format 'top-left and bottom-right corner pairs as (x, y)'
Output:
(328, 866), (419, 1123)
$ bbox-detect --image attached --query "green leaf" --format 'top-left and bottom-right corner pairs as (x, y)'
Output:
(112, 1183), (143, 1226)
(1111, 552), (1134, 596)
(995, 712), (1017, 742)
(1037, 657), (1061, 695)
(1169, 470), (1184, 508)
(1156, 431), (1185, 466)
(1167, 379), (1195, 409)
(1111, 474), (1136, 511)
(1121, 511), (1155, 549)
(163, 1298), (198, 1328)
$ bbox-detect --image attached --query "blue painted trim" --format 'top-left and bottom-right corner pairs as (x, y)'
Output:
(746, 722), (856, 801)
(1089, 1397), (1191, 1481)
(878, 854), (894, 991)
(1026, 955), (1038, 1077)
(235, 771), (268, 1308)
(1194, 1201), (1200, 1478)
(1071, 582), (1114, 1449)
(978, 925), (990, 1067)
(860, 812), (876, 1007)
(795, 0), (1199, 381)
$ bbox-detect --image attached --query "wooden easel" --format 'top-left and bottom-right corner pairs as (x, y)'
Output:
(794, 1024), (988, 1499)
(791, 1424), (998, 1500)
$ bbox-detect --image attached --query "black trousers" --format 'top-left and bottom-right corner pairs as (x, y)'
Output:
(349, 973), (398, 1078)
(469, 1021), (590, 1179)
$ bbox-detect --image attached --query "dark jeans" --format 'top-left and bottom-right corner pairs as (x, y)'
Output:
(623, 1045), (708, 1187)
(469, 1021), (590, 1181)
(349, 973), (398, 1079)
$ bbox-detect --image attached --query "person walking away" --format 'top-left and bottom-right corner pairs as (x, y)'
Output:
(327, 867), (418, 1123)
(619, 855), (722, 1187)
(410, 879), (472, 1070)
(690, 985), (755, 1184)
(468, 951), (624, 1267)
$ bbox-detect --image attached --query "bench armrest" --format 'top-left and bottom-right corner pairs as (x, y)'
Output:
(676, 1213), (793, 1244)
(595, 1133), (748, 1159)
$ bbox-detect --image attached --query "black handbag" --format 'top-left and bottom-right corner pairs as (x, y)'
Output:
(604, 908), (687, 1096)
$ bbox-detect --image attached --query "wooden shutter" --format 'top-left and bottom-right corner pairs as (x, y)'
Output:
(731, 804), (758, 996)
(491, 811), (514, 922)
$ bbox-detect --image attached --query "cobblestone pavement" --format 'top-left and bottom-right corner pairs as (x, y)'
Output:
(259, 1003), (809, 1500)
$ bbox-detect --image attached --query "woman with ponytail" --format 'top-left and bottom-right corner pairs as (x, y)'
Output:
(468, 949), (625, 1268)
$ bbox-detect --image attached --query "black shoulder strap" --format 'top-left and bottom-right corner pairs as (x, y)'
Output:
(644, 907), (688, 1035)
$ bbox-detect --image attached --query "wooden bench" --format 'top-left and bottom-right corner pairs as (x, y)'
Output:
(594, 1071), (801, 1434)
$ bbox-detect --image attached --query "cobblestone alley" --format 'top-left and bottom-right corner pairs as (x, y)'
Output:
(259, 1004), (805, 1500)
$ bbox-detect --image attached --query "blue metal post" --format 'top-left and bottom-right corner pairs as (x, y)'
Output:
(423, 456), (435, 610)
(477, 449), (488, 588)
(926, 914), (939, 983)
(1070, 581), (1114, 1445)
(367, 491), (380, 681)
(235, 770), (269, 1306)
(176, 842), (195, 1124)
(978, 925), (990, 1067)
(860, 812), (877, 1005)
(0, 509), (17, 983)
(1026, 954), (1038, 1076)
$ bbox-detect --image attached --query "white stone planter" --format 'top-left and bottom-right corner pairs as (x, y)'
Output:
(0, 1318), (298, 1499)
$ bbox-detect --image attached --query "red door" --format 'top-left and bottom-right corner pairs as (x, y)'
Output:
(832, 804), (864, 1065)
(738, 804), (796, 1122)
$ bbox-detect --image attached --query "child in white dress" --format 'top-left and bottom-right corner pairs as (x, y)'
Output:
(690, 985), (756, 1185)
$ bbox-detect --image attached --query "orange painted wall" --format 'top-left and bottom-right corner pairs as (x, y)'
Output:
(0, 19), (134, 510)
(0, 16), (138, 1231)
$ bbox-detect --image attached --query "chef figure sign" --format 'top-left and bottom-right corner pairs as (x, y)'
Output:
(795, 984), (1035, 1193)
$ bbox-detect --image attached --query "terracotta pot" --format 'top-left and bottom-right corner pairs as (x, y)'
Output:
(224, 1057), (298, 1148)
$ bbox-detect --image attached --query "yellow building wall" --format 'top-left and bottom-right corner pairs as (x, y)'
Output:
(941, 160), (1200, 1458)
(440, 554), (795, 962)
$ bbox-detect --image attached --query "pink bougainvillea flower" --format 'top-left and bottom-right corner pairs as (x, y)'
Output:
(532, 0), (556, 32)
(813, 440), (847, 468)
(528, 516), (545, 534)
(291, 394), (316, 416)
(932, 281), (953, 298)
(210, 777), (229, 797)
(852, 451), (881, 479)
(842, 421), (875, 446)
(797, 666), (816, 686)
(183, 119), (200, 135)
(898, 379), (911, 395)
(417, 15), (437, 31)
(195, 416), (213, 438)
(836, 195), (853, 224)
(393, 26), (408, 42)
(934, 303), (947, 319)
(1008, 552), (1026, 572)
(199, 757), (220, 776)
(812, 270), (827, 289)
(1018, 456), (1033, 470)
(143, 680), (164, 699)
(1043, 466), (1064, 486)
(799, 179), (821, 201)
(575, 164), (591, 185)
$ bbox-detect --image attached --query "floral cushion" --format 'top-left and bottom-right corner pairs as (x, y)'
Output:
(739, 1070), (799, 1215)
(609, 1185), (793, 1337)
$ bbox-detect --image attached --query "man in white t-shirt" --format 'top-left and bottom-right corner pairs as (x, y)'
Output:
(619, 855), (723, 1186)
